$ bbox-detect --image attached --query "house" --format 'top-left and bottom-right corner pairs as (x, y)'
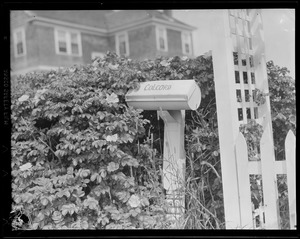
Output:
(10, 10), (196, 76)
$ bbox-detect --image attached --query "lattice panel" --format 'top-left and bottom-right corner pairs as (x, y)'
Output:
(228, 9), (259, 124)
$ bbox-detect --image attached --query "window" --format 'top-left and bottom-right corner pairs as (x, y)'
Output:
(13, 28), (26, 57)
(243, 72), (248, 84)
(233, 52), (238, 65)
(116, 32), (129, 56)
(238, 108), (243, 121)
(235, 71), (240, 83)
(251, 72), (255, 84)
(236, 89), (242, 102)
(182, 32), (192, 55)
(245, 90), (250, 102)
(54, 28), (82, 56)
(156, 26), (168, 51)
(91, 52), (105, 60)
(246, 108), (251, 119)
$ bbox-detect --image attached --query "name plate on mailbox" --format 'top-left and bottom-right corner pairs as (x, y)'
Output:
(125, 80), (201, 110)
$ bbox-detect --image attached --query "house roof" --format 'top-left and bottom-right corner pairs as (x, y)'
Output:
(26, 10), (112, 29)
(25, 10), (196, 32)
(105, 10), (194, 29)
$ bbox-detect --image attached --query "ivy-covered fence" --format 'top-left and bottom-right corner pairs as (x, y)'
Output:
(10, 52), (295, 229)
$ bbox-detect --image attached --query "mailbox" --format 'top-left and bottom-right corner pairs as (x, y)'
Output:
(125, 80), (201, 110)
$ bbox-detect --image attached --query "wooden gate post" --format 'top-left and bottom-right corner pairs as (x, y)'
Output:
(210, 10), (241, 229)
(211, 9), (278, 229)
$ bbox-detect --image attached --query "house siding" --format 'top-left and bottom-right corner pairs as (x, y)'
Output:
(81, 33), (110, 63)
(167, 28), (183, 57)
(10, 11), (30, 28)
(128, 25), (157, 60)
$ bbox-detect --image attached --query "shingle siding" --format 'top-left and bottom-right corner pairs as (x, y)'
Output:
(167, 29), (183, 57)
(128, 25), (157, 60)
(81, 33), (109, 63)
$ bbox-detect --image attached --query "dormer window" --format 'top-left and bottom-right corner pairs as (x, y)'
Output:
(156, 26), (168, 51)
(54, 28), (82, 56)
(182, 32), (192, 55)
(13, 28), (26, 57)
(116, 32), (129, 56)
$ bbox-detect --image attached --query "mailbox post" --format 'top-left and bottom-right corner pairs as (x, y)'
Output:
(126, 80), (201, 228)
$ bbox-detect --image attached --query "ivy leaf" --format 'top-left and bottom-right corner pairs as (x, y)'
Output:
(160, 60), (170, 67)
(32, 222), (39, 229)
(106, 134), (118, 142)
(83, 197), (98, 210)
(18, 94), (30, 102)
(19, 162), (32, 171)
(106, 93), (119, 104)
(289, 114), (296, 125)
(90, 173), (99, 182)
(108, 63), (119, 71)
(107, 162), (119, 172)
(41, 197), (49, 206)
(128, 194), (140, 208)
(52, 211), (63, 223)
(81, 221), (89, 229)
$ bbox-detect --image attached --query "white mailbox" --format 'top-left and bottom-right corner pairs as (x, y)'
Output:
(125, 80), (201, 110)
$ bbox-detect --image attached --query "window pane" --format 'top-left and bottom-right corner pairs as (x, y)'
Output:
(16, 31), (22, 42)
(238, 108), (243, 121)
(243, 72), (248, 83)
(236, 89), (242, 102)
(70, 33), (78, 43)
(159, 37), (165, 50)
(58, 41), (67, 53)
(235, 71), (240, 83)
(251, 72), (255, 84)
(252, 90), (256, 101)
(245, 90), (250, 102)
(159, 28), (164, 37)
(249, 55), (254, 67)
(233, 52), (238, 65)
(57, 30), (66, 40)
(248, 38), (252, 50)
(119, 41), (126, 55)
(17, 42), (23, 54)
(241, 54), (247, 66)
(185, 43), (190, 54)
(246, 108), (251, 119)
(254, 107), (258, 119)
(118, 34), (127, 55)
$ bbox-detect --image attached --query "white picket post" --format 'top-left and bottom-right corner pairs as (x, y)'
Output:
(285, 130), (296, 229)
(260, 125), (280, 229)
(211, 9), (241, 229)
(235, 132), (253, 228)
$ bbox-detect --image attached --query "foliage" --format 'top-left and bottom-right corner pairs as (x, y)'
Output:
(239, 120), (263, 161)
(267, 61), (296, 161)
(11, 52), (171, 230)
(267, 61), (296, 229)
(252, 88), (268, 106)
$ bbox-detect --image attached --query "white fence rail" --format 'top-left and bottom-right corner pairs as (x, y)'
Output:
(235, 127), (296, 229)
